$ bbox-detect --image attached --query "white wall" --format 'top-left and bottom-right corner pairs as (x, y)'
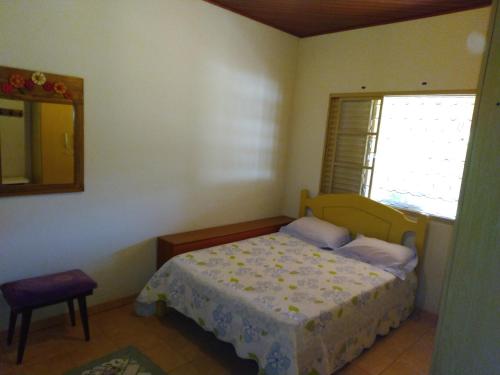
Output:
(282, 8), (491, 313)
(0, 0), (298, 328)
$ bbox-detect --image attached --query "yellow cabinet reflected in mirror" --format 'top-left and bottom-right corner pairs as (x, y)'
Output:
(0, 98), (75, 185)
(32, 102), (75, 184)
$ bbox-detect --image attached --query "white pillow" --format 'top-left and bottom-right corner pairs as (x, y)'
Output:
(279, 216), (350, 250)
(335, 234), (417, 279)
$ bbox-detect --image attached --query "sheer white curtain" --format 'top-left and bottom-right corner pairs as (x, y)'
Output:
(370, 95), (475, 219)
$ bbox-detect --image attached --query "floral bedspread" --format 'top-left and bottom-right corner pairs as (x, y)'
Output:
(136, 233), (416, 375)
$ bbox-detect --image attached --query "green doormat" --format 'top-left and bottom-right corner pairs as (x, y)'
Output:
(64, 346), (167, 375)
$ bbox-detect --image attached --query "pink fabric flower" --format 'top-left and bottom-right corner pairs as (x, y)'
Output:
(63, 91), (73, 100)
(1, 83), (14, 94)
(9, 74), (25, 88)
(43, 81), (54, 92)
(24, 80), (35, 90)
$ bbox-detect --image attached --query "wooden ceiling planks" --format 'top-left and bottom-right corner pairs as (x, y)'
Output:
(203, 0), (491, 37)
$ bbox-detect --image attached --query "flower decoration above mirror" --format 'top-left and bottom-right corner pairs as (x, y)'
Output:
(2, 71), (74, 100)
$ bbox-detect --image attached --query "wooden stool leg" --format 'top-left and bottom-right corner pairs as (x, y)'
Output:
(67, 299), (76, 326)
(17, 309), (32, 365)
(77, 296), (90, 341)
(7, 310), (17, 345)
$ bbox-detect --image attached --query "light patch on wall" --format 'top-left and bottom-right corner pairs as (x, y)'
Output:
(197, 62), (282, 184)
(467, 31), (486, 54)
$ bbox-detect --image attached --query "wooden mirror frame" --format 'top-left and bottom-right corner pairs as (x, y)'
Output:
(0, 66), (84, 197)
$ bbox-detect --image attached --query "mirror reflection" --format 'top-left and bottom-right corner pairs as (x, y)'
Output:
(0, 98), (75, 185)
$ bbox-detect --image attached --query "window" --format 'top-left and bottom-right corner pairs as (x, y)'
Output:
(320, 93), (476, 219)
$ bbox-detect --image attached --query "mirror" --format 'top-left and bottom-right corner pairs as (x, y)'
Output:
(1, 99), (75, 185)
(0, 66), (83, 197)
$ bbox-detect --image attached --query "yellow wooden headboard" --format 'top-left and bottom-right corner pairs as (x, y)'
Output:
(299, 189), (428, 260)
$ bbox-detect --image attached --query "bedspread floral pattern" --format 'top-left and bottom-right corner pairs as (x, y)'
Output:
(136, 233), (416, 375)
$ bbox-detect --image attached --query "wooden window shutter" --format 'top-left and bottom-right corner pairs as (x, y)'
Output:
(320, 96), (383, 195)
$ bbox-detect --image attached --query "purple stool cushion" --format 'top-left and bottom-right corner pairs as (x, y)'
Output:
(1, 269), (97, 311)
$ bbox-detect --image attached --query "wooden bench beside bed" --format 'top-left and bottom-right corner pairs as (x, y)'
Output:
(138, 190), (428, 375)
(156, 216), (294, 269)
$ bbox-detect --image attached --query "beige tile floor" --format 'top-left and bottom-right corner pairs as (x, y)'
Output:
(0, 304), (437, 375)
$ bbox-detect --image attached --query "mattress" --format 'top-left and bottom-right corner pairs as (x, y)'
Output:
(136, 232), (417, 375)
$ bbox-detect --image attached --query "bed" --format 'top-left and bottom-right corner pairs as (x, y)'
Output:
(135, 190), (428, 375)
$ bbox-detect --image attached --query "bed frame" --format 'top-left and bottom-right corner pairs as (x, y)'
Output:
(142, 191), (430, 374)
(299, 189), (428, 261)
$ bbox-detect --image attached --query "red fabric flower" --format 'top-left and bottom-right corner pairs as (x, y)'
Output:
(63, 91), (73, 100)
(1, 83), (14, 94)
(43, 81), (54, 92)
(9, 74), (25, 88)
(24, 80), (35, 90)
(54, 81), (67, 94)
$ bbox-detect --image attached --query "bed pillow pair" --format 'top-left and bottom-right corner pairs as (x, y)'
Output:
(280, 217), (417, 279)
(279, 216), (350, 250)
(335, 234), (418, 280)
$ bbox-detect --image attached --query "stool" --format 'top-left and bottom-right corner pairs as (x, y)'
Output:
(0, 269), (97, 364)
